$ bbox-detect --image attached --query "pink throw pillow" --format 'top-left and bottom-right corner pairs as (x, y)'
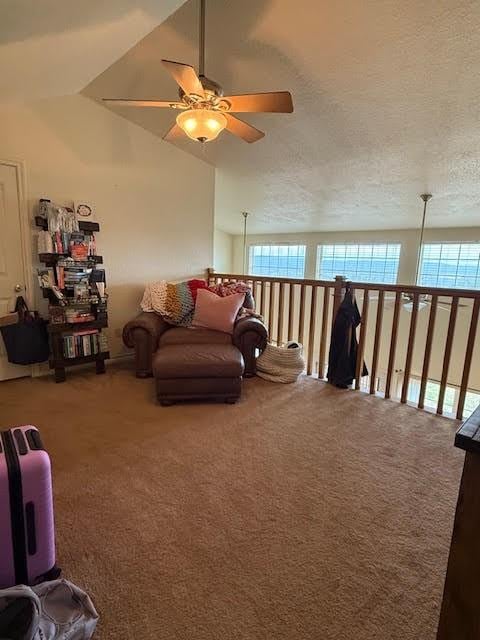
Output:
(192, 289), (245, 334)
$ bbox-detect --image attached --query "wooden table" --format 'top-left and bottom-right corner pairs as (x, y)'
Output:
(437, 405), (480, 639)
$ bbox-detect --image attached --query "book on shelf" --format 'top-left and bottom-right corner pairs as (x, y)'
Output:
(49, 306), (66, 324)
(37, 268), (55, 289)
(64, 306), (95, 323)
(70, 232), (89, 261)
(62, 329), (106, 359)
(56, 266), (65, 289)
(37, 213), (98, 259)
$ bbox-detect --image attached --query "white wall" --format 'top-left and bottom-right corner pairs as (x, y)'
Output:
(0, 0), (185, 103)
(0, 94), (215, 357)
(213, 228), (233, 273)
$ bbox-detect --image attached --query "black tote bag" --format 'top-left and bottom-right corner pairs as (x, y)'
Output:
(0, 296), (50, 365)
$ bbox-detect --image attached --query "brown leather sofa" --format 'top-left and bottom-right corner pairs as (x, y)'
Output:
(122, 312), (267, 405)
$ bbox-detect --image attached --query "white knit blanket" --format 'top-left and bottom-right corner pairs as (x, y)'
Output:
(140, 279), (209, 326)
(140, 281), (167, 315)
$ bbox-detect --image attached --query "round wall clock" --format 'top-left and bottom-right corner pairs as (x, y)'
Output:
(76, 203), (94, 220)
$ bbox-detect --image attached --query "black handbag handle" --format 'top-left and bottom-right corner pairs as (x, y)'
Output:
(14, 295), (28, 312)
(13, 296), (31, 322)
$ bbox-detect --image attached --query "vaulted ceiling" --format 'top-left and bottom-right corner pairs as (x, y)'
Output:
(0, 0), (185, 102)
(8, 0), (480, 235)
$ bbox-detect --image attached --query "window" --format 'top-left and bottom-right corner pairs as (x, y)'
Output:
(316, 243), (401, 283)
(407, 378), (456, 415)
(249, 245), (306, 278)
(464, 390), (480, 418)
(419, 243), (480, 289)
(406, 376), (480, 419)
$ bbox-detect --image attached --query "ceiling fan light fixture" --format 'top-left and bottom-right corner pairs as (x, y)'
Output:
(176, 108), (227, 142)
(403, 299), (429, 313)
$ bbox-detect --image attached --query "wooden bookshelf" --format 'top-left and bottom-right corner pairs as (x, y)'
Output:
(38, 253), (103, 266)
(50, 352), (110, 383)
(47, 318), (108, 333)
(35, 216), (99, 233)
(35, 216), (108, 383)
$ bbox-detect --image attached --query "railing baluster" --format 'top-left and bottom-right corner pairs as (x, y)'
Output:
(260, 280), (266, 317)
(318, 286), (330, 380)
(437, 297), (459, 415)
(385, 291), (402, 400)
(369, 289), (385, 395)
(277, 282), (285, 345)
(256, 280), (262, 312)
(288, 284), (295, 341)
(299, 284), (306, 346)
(332, 275), (345, 330)
(355, 289), (369, 390)
(457, 298), (480, 419)
(401, 293), (419, 403)
(307, 286), (318, 375)
(268, 282), (275, 341)
(418, 294), (438, 409)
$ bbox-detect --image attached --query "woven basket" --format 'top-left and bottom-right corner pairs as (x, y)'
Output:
(256, 342), (305, 383)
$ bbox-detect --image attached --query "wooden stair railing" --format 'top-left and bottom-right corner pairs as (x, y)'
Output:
(207, 268), (480, 420)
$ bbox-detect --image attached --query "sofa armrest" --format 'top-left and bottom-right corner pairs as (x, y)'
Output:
(123, 312), (169, 378)
(232, 316), (268, 377)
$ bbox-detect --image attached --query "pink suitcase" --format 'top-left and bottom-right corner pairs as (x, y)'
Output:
(0, 426), (58, 588)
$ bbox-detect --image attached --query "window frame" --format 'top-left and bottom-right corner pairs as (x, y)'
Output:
(248, 243), (307, 279)
(315, 242), (402, 284)
(418, 241), (480, 290)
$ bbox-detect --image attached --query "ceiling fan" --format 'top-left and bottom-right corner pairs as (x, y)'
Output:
(102, 0), (293, 144)
(400, 194), (467, 312)
(335, 195), (467, 312)
(370, 194), (467, 312)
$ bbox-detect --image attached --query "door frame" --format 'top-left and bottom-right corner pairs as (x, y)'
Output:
(0, 159), (35, 378)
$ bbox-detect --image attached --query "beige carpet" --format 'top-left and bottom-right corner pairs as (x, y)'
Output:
(0, 363), (463, 640)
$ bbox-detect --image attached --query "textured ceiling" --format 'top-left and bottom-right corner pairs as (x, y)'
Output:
(0, 0), (185, 102)
(83, 0), (480, 234)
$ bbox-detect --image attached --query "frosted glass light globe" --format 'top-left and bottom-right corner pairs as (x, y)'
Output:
(176, 108), (227, 142)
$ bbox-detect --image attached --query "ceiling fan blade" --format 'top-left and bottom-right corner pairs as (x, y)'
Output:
(437, 299), (469, 308)
(224, 114), (265, 143)
(161, 59), (205, 97)
(223, 91), (293, 113)
(102, 98), (182, 108)
(163, 122), (184, 142)
(370, 294), (396, 301)
(329, 291), (396, 300)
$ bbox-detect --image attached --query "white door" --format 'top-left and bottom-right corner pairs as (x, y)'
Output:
(0, 163), (29, 381)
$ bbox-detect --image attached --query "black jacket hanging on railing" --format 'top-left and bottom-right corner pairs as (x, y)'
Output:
(327, 288), (368, 388)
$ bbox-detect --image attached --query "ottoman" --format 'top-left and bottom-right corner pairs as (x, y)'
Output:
(152, 343), (245, 405)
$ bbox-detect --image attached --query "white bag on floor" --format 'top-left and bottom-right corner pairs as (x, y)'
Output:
(256, 341), (305, 383)
(0, 579), (98, 640)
